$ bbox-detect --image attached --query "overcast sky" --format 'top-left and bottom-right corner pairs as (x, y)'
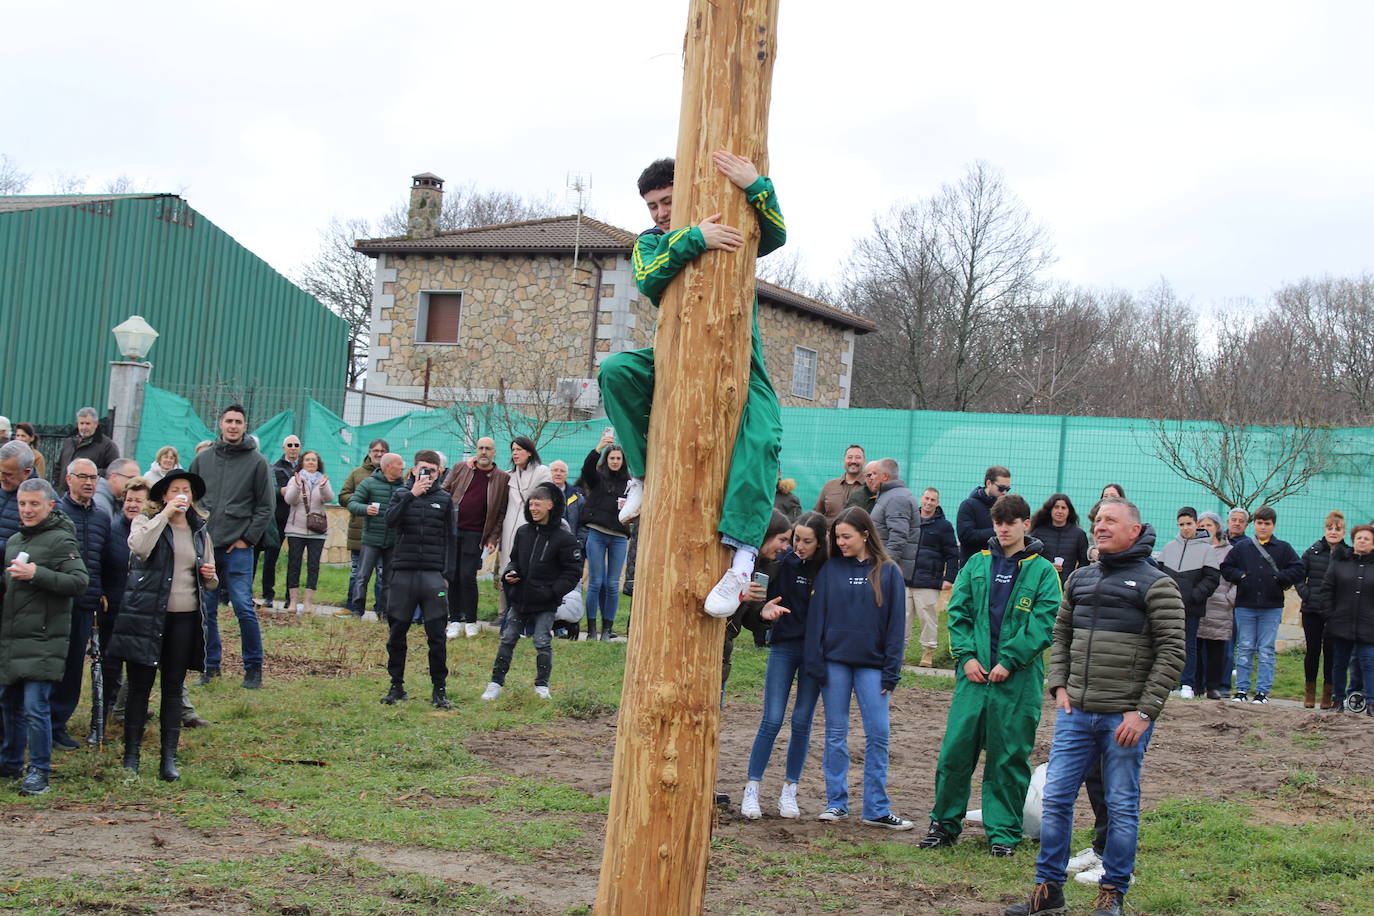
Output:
(6, 0), (1371, 311)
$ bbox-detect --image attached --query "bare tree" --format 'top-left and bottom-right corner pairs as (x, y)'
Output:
(432, 354), (588, 458)
(0, 154), (29, 195)
(296, 187), (558, 386)
(1275, 274), (1374, 422)
(1003, 285), (1115, 414)
(296, 218), (377, 386)
(755, 249), (832, 301)
(847, 161), (1053, 410)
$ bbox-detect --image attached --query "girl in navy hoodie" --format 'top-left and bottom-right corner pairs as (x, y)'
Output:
(805, 507), (912, 829)
(740, 511), (829, 820)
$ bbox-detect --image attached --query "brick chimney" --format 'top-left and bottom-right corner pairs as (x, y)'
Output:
(408, 172), (444, 239)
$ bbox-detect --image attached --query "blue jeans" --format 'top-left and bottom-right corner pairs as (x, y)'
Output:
(584, 528), (628, 625)
(819, 663), (891, 820)
(1036, 708), (1154, 893)
(1233, 606), (1282, 695)
(1179, 614), (1201, 688)
(348, 550), (377, 613)
(350, 545), (390, 614)
(202, 545), (264, 670)
(1, 681), (54, 774)
(1330, 639), (1374, 707)
(747, 641), (821, 783)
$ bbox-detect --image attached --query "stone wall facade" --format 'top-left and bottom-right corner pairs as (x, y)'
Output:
(366, 250), (856, 409)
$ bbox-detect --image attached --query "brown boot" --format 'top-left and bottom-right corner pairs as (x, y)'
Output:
(1321, 682), (1334, 709)
(918, 649), (934, 668)
(1304, 681), (1316, 708)
(302, 588), (315, 617)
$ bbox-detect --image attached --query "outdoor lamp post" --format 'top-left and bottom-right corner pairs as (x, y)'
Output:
(108, 315), (159, 459)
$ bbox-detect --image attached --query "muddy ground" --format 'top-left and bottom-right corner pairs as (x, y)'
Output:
(2, 685), (1370, 914)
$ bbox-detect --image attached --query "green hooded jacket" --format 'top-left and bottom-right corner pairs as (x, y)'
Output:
(948, 540), (1062, 677)
(0, 511), (90, 684)
(189, 436), (275, 549)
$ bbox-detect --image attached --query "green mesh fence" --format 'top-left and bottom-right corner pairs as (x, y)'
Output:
(135, 385), (1373, 548)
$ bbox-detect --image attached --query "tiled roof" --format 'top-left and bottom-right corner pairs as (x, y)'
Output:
(355, 215), (874, 333)
(0, 193), (173, 213)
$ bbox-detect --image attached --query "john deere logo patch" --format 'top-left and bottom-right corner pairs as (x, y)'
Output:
(1017, 596), (1033, 612)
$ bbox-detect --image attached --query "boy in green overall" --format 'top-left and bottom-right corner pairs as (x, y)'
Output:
(920, 493), (1061, 856)
(598, 150), (786, 619)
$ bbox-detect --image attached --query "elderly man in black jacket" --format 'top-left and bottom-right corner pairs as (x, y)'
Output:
(480, 482), (582, 701)
(51, 458), (118, 751)
(380, 450), (456, 709)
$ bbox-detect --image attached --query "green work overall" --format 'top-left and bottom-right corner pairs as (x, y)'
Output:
(598, 177), (785, 549)
(929, 547), (1061, 846)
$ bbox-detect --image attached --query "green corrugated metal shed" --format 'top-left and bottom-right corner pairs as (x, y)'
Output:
(0, 193), (347, 426)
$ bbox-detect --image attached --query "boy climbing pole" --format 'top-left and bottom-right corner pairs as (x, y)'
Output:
(598, 150), (786, 619)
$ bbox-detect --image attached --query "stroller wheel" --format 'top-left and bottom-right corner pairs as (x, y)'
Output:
(1346, 691), (1367, 713)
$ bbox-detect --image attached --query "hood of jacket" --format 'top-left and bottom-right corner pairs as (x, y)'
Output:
(522, 482), (566, 528)
(918, 505), (947, 526)
(968, 485), (996, 507)
(213, 435), (261, 457)
(1098, 523), (1157, 568)
(982, 534), (1045, 563)
(878, 478), (909, 495)
(19, 509), (77, 540)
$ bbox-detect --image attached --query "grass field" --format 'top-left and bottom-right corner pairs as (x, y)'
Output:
(1, 560), (1368, 914)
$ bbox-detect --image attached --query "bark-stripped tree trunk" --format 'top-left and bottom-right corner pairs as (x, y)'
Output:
(594, 1), (779, 913)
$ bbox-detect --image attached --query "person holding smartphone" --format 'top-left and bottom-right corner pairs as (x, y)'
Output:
(379, 451), (456, 709)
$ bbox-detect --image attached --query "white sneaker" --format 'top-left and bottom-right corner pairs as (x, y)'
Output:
(534, 685), (551, 700)
(704, 570), (749, 618)
(445, 622), (461, 640)
(1066, 847), (1102, 873)
(778, 782), (800, 819)
(1179, 685), (1195, 699)
(741, 781), (762, 819)
(619, 478), (644, 524)
(465, 623), (479, 638)
(1075, 866), (1134, 887)
(480, 682), (502, 701)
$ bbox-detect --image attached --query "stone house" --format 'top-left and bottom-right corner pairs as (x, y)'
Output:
(353, 173), (873, 413)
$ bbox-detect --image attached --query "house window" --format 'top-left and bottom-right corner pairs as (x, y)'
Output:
(418, 291), (463, 344)
(791, 346), (817, 400)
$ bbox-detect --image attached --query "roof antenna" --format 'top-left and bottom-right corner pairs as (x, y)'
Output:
(566, 171), (592, 275)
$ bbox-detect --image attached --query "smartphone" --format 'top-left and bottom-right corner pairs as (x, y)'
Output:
(419, 468), (433, 478)
(750, 571), (769, 590)
(603, 426), (615, 439)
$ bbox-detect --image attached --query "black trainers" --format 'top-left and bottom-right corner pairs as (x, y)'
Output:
(816, 807), (848, 822)
(1231, 692), (1248, 702)
(1091, 885), (1124, 916)
(990, 842), (1015, 857)
(0, 766), (23, 780)
(430, 687), (452, 710)
(52, 729), (79, 751)
(1250, 693), (1269, 704)
(194, 666), (220, 687)
(380, 685), (407, 705)
(714, 792), (732, 808)
(241, 666), (262, 690)
(1004, 882), (1066, 916)
(861, 813), (914, 830)
(918, 822), (957, 848)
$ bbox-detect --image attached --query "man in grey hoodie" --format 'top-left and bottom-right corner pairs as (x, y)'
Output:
(188, 405), (275, 689)
(1158, 507), (1220, 698)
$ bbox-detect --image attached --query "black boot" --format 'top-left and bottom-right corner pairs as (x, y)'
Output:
(586, 620), (598, 642)
(241, 666), (262, 690)
(123, 702), (148, 773)
(601, 621), (618, 642)
(193, 666), (220, 687)
(159, 726), (181, 782)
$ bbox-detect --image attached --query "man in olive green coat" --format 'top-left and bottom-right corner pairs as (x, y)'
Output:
(0, 479), (90, 796)
(921, 494), (1061, 855)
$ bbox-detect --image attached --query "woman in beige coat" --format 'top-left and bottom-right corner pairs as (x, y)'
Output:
(283, 450), (334, 615)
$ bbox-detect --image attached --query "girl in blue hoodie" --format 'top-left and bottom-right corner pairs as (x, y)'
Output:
(805, 507), (912, 830)
(740, 511), (829, 820)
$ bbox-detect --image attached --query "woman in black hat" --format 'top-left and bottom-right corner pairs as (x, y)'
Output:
(107, 470), (217, 780)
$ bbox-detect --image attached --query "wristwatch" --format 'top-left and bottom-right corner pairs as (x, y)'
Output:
(1136, 711), (1151, 721)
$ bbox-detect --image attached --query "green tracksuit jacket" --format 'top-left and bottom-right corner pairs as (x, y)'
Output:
(598, 176), (785, 548)
(930, 539), (1061, 845)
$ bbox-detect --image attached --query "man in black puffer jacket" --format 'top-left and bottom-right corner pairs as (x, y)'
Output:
(380, 450), (456, 709)
(480, 482), (582, 701)
(957, 466), (1010, 563)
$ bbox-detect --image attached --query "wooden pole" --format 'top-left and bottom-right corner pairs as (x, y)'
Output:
(595, 1), (779, 913)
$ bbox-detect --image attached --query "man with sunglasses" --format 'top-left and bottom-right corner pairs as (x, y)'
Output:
(338, 439), (390, 618)
(255, 436), (301, 609)
(958, 466), (1011, 563)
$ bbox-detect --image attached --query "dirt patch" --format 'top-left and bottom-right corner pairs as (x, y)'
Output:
(468, 684), (1374, 827)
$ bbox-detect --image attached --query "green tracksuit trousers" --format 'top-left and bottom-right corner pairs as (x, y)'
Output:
(929, 673), (1042, 846)
(598, 311), (781, 550)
